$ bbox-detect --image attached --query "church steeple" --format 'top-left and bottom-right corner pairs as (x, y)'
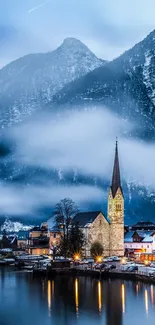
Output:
(108, 140), (124, 257)
(111, 140), (122, 198)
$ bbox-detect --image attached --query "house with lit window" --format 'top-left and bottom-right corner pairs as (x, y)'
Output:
(28, 224), (50, 255)
(124, 230), (155, 255)
(49, 226), (62, 248)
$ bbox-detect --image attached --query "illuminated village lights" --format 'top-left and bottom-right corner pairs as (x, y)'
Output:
(144, 260), (150, 266)
(96, 256), (103, 263)
(74, 254), (80, 261)
(121, 257), (127, 265)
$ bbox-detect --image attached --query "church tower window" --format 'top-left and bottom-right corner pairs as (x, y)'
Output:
(116, 204), (121, 211)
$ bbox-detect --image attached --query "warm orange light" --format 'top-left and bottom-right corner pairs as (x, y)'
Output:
(96, 256), (102, 263)
(74, 254), (80, 261)
(121, 284), (125, 314)
(121, 257), (127, 265)
(144, 260), (149, 266)
(75, 278), (79, 316)
(47, 280), (51, 316)
(98, 281), (102, 313)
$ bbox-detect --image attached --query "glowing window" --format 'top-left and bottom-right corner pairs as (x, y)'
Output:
(116, 204), (121, 211)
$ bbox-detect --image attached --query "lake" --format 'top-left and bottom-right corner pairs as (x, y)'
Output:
(0, 268), (155, 325)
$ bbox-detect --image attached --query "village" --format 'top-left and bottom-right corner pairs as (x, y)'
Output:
(0, 142), (155, 280)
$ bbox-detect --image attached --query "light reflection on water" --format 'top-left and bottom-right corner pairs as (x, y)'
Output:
(136, 283), (139, 295)
(75, 278), (79, 316)
(47, 280), (51, 316)
(145, 289), (149, 315)
(47, 279), (54, 317)
(98, 280), (102, 313)
(121, 284), (125, 314)
(150, 285), (154, 305)
(1, 269), (155, 325)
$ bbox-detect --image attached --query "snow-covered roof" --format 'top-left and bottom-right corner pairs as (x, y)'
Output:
(124, 231), (134, 243)
(46, 217), (55, 229)
(142, 235), (153, 243)
(124, 230), (154, 243)
(137, 230), (153, 237)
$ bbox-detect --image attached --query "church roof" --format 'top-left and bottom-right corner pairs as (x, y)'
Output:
(111, 140), (122, 198)
(73, 211), (105, 227)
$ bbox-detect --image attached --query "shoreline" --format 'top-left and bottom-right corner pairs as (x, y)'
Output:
(32, 267), (155, 284)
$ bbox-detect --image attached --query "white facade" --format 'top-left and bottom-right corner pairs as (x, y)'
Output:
(124, 233), (155, 254)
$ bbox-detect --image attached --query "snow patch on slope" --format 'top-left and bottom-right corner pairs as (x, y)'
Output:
(143, 50), (155, 108)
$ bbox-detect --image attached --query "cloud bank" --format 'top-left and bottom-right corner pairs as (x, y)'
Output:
(0, 106), (154, 218)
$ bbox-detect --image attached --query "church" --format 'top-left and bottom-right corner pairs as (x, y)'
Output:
(72, 141), (124, 257)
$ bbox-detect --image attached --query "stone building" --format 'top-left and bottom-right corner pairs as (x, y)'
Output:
(73, 141), (124, 257)
(73, 211), (110, 257)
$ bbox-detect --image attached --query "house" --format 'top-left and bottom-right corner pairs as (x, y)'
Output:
(28, 224), (50, 255)
(72, 141), (124, 258)
(49, 226), (62, 248)
(124, 230), (155, 255)
(17, 231), (29, 249)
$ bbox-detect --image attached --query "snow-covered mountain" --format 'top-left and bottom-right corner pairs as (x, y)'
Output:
(1, 32), (155, 223)
(0, 38), (104, 128)
(54, 30), (155, 140)
(0, 218), (33, 233)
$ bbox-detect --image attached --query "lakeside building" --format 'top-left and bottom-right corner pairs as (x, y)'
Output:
(48, 225), (62, 248)
(72, 141), (124, 257)
(124, 230), (155, 255)
(17, 231), (29, 249)
(28, 224), (50, 255)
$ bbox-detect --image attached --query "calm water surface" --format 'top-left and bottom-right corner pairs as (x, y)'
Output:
(0, 268), (155, 325)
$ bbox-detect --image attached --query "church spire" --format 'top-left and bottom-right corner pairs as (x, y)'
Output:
(111, 139), (122, 198)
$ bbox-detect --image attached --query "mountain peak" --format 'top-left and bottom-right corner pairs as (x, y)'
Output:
(62, 37), (83, 46)
(60, 37), (93, 53)
(0, 36), (103, 128)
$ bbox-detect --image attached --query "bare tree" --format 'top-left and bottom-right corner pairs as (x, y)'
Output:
(53, 198), (78, 248)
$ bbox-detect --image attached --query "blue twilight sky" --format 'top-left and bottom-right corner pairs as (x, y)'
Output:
(0, 0), (155, 66)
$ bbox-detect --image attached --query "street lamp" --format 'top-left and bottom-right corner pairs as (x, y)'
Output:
(96, 256), (102, 263)
(74, 254), (80, 261)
